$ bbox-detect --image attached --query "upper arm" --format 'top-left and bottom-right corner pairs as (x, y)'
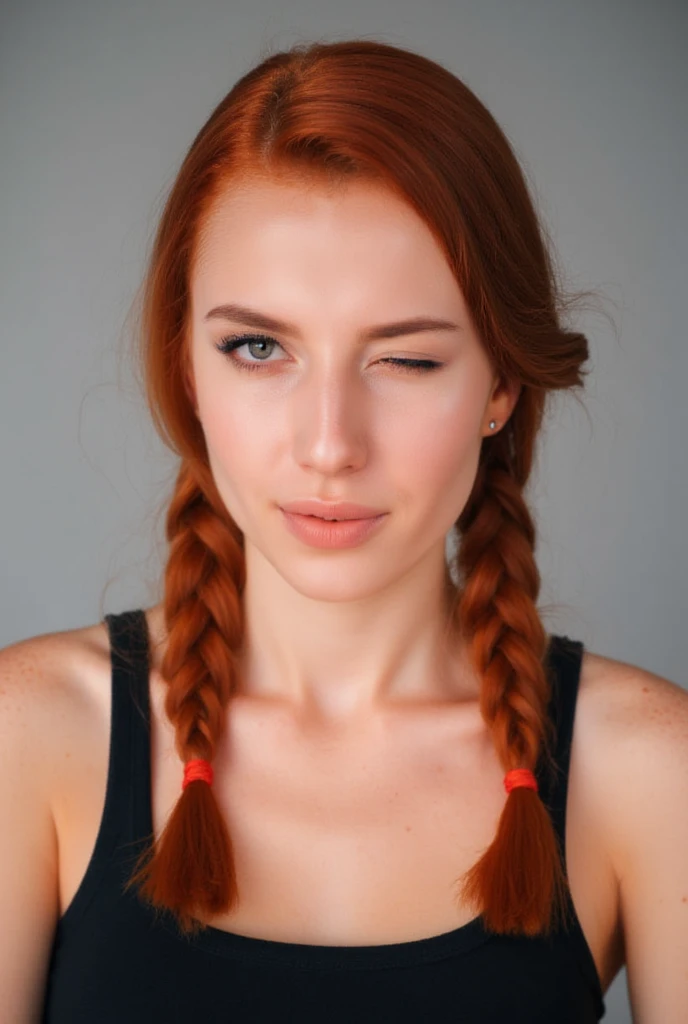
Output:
(0, 636), (61, 1023)
(596, 659), (688, 1023)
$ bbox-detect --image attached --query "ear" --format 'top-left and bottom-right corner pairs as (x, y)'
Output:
(483, 375), (521, 437)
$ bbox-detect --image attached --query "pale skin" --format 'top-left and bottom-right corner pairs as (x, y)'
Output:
(1, 177), (687, 1022)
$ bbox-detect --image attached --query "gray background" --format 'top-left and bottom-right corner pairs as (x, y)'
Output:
(1, 1), (686, 1019)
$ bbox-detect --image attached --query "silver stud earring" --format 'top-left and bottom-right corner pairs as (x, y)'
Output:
(489, 420), (497, 430)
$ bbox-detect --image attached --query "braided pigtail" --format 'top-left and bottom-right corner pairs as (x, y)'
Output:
(451, 429), (571, 936)
(125, 459), (246, 935)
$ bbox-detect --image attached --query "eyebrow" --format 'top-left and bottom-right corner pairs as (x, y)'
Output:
(203, 303), (462, 341)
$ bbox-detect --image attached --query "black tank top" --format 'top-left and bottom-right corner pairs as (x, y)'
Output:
(42, 609), (606, 1022)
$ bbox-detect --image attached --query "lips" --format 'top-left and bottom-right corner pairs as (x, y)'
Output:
(279, 499), (386, 521)
(279, 506), (387, 548)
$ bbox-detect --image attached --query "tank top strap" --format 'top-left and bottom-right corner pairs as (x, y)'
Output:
(538, 633), (586, 861)
(103, 608), (154, 847)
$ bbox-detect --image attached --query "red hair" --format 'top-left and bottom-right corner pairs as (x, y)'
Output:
(125, 38), (592, 938)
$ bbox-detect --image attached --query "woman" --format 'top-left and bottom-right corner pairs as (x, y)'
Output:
(1, 38), (686, 1023)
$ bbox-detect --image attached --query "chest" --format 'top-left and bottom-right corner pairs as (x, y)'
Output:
(194, 696), (508, 942)
(54, 662), (621, 992)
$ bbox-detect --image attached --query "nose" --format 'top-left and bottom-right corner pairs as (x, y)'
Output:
(292, 364), (369, 476)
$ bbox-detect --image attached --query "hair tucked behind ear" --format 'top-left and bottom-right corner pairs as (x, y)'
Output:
(124, 459), (245, 935)
(128, 37), (600, 936)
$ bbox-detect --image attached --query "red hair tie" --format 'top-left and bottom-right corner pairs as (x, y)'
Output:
(182, 758), (214, 790)
(504, 768), (538, 794)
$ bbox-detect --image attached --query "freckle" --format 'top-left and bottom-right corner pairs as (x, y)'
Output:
(682, 896), (687, 903)
(405, 825), (412, 832)
(642, 687), (650, 693)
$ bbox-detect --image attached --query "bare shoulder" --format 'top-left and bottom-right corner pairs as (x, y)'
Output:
(0, 618), (111, 709)
(576, 646), (688, 766)
(575, 646), (688, 831)
(0, 619), (113, 799)
(576, 646), (688, 1019)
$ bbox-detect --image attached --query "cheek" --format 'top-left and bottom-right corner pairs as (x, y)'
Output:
(194, 370), (279, 529)
(386, 388), (483, 517)
(195, 345), (276, 459)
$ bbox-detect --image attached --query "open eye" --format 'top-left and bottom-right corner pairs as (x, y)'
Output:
(215, 333), (284, 371)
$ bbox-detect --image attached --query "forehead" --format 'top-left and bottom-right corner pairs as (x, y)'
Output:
(191, 177), (464, 318)
(197, 176), (428, 247)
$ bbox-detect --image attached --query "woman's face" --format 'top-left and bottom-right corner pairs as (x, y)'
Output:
(188, 176), (518, 603)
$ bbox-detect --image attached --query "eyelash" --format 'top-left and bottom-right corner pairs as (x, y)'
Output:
(215, 333), (443, 375)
